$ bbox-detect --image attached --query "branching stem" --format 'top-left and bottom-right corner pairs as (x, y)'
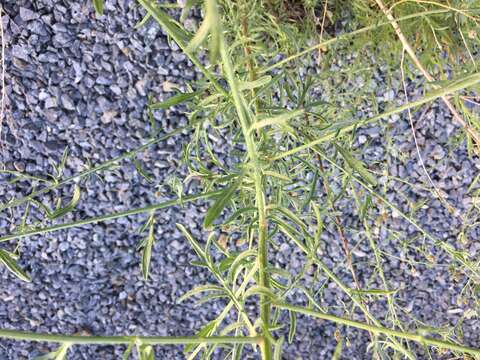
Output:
(0, 329), (262, 346)
(0, 190), (221, 243)
(219, 29), (272, 360)
(275, 303), (480, 356)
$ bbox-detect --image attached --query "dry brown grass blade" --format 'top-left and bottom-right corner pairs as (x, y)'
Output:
(317, 0), (329, 63)
(374, 0), (480, 150)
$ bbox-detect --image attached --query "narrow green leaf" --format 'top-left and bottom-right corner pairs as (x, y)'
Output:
(249, 109), (304, 134)
(302, 169), (319, 209)
(267, 266), (292, 282)
(141, 217), (155, 280)
(218, 255), (235, 273)
(184, 320), (217, 353)
(204, 174), (243, 228)
(137, 0), (191, 46)
(243, 285), (278, 301)
(223, 206), (256, 225)
(149, 92), (198, 110)
(263, 170), (291, 182)
(273, 206), (307, 231)
(0, 249), (31, 282)
(335, 145), (377, 186)
(332, 338), (343, 360)
(35, 342), (71, 360)
(227, 249), (257, 283)
(238, 75), (272, 91)
(135, 14), (151, 29)
(185, 14), (210, 53)
(178, 284), (225, 303)
(132, 159), (153, 183)
(359, 194), (372, 220)
(177, 223), (206, 260)
(92, 0), (104, 15)
(288, 310), (297, 344)
(140, 345), (154, 360)
(49, 185), (81, 219)
(274, 216), (309, 254)
(53, 146), (69, 178)
(122, 341), (134, 360)
(312, 202), (323, 249)
(273, 336), (284, 360)
(185, 0), (220, 62)
(219, 321), (245, 336)
(350, 288), (399, 296)
(232, 344), (245, 360)
(195, 293), (228, 306)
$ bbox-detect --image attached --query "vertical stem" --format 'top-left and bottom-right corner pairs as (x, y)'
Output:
(219, 33), (272, 360)
(240, 7), (259, 114)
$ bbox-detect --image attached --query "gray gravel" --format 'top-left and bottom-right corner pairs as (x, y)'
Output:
(1, 0), (480, 359)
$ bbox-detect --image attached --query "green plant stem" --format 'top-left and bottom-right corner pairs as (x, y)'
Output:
(0, 124), (193, 213)
(274, 303), (480, 356)
(0, 190), (221, 243)
(284, 229), (414, 358)
(0, 328), (262, 346)
(219, 32), (272, 360)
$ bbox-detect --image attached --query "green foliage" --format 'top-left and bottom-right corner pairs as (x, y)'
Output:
(0, 249), (30, 282)
(0, 0), (479, 359)
(92, 0), (104, 15)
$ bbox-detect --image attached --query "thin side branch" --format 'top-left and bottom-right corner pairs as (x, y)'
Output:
(0, 190), (221, 243)
(0, 123), (194, 213)
(275, 303), (480, 356)
(0, 329), (262, 346)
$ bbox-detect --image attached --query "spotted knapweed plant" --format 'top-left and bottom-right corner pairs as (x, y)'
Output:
(1, 0), (480, 359)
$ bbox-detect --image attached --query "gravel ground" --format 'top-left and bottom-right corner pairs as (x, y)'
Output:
(1, 1), (479, 359)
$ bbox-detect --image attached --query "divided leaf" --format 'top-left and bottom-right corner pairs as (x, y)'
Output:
(185, 0), (220, 62)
